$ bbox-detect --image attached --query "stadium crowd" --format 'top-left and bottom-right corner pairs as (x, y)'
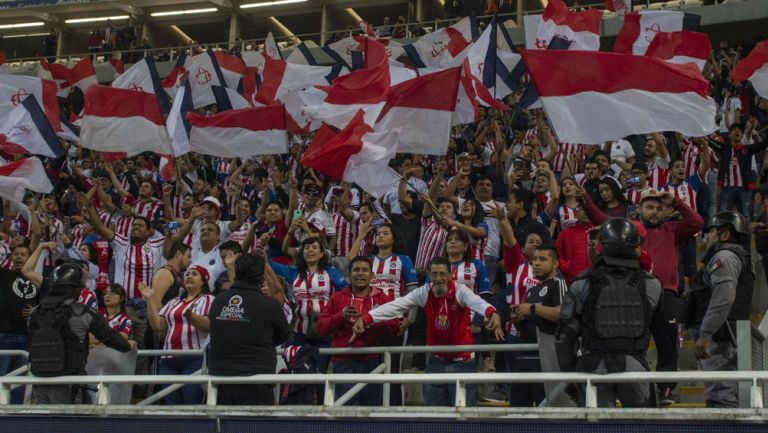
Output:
(1, 26), (768, 409)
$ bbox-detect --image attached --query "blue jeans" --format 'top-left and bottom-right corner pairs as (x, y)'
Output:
(424, 356), (477, 406)
(333, 358), (383, 406)
(0, 333), (28, 404)
(158, 356), (204, 405)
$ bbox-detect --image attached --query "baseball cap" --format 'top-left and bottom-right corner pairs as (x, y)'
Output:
(638, 189), (673, 204)
(201, 196), (221, 211)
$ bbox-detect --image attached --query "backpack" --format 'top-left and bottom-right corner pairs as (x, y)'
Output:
(28, 300), (85, 377)
(279, 345), (320, 405)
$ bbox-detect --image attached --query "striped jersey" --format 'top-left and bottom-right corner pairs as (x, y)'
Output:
(369, 254), (418, 299)
(450, 259), (490, 295)
(159, 294), (214, 351)
(77, 287), (99, 310)
(503, 243), (538, 337)
(625, 186), (652, 205)
(415, 217), (449, 269)
(553, 204), (580, 231)
(134, 198), (161, 221)
(270, 263), (347, 335)
(551, 143), (584, 173)
(647, 166), (669, 190)
(113, 215), (133, 238)
(111, 233), (165, 300)
(332, 211), (359, 258)
(103, 311), (134, 337)
(659, 174), (702, 211)
(723, 147), (744, 187)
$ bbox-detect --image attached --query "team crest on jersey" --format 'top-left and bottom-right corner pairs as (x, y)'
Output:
(539, 286), (548, 297)
(389, 262), (397, 268)
(143, 245), (151, 253)
(217, 295), (247, 322)
(435, 314), (451, 330)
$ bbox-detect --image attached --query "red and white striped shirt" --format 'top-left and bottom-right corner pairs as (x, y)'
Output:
(111, 233), (165, 300)
(415, 217), (449, 270)
(503, 244), (538, 336)
(292, 270), (334, 335)
(723, 147), (744, 187)
(332, 211), (359, 257)
(159, 294), (214, 351)
(659, 178), (699, 211)
(625, 186), (652, 205)
(134, 198), (161, 221)
(553, 204), (579, 231)
(369, 254), (418, 299)
(113, 215), (133, 238)
(70, 224), (86, 248)
(647, 166), (669, 190)
(78, 287), (99, 310)
(682, 138), (700, 179)
(551, 143), (584, 173)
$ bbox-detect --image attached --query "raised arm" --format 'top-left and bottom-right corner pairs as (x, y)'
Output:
(138, 281), (167, 334)
(21, 241), (56, 287)
(82, 193), (115, 242)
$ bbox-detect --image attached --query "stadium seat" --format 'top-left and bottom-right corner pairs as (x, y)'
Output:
(633, 4), (648, 10)
(648, 2), (665, 9)
(665, 0), (682, 8)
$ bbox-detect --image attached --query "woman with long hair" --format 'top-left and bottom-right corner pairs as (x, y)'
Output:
(449, 198), (489, 262)
(100, 283), (133, 341)
(268, 236), (347, 374)
(548, 177), (581, 236)
(595, 177), (629, 217)
(139, 265), (213, 405)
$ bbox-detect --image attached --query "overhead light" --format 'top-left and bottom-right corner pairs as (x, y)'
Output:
(65, 15), (129, 24)
(0, 22), (45, 29)
(151, 8), (218, 17)
(241, 0), (308, 9)
(3, 32), (49, 38)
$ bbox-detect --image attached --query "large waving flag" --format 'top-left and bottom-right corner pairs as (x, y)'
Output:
(185, 50), (229, 108)
(322, 36), (405, 69)
(255, 56), (344, 105)
(403, 16), (478, 69)
(374, 67), (461, 155)
(286, 42), (319, 65)
(645, 31), (711, 71)
(57, 113), (80, 142)
(303, 110), (399, 198)
(468, 17), (521, 101)
(0, 75), (61, 132)
(112, 57), (171, 113)
(732, 41), (768, 98)
(166, 79), (194, 157)
(613, 10), (701, 55)
(530, 0), (601, 51)
(0, 95), (65, 158)
(0, 52), (7, 74)
(213, 51), (246, 90)
(80, 85), (172, 155)
(212, 85), (252, 110)
(0, 157), (53, 221)
(69, 56), (98, 92)
(304, 39), (391, 129)
(187, 105), (288, 158)
(521, 50), (716, 144)
(38, 58), (71, 97)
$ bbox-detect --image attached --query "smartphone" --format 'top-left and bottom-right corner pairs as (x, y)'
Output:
(372, 217), (386, 227)
(165, 221), (178, 234)
(293, 209), (303, 220)
(626, 176), (641, 184)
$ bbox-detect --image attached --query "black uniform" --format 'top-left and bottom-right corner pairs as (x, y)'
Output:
(207, 280), (290, 405)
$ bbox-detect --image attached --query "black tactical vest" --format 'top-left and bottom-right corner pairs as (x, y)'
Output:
(579, 266), (653, 355)
(718, 244), (754, 322)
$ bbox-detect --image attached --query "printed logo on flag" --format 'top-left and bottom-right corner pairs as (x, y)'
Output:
(10, 88), (29, 106)
(643, 23), (662, 42)
(8, 125), (31, 138)
(128, 83), (145, 92)
(431, 40), (449, 58)
(195, 67), (212, 85)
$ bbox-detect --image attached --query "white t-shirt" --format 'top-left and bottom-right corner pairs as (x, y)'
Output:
(459, 197), (504, 259)
(609, 139), (635, 163)
(719, 96), (742, 133)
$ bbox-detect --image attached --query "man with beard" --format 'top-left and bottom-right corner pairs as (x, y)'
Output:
(581, 187), (703, 406)
(0, 244), (37, 403)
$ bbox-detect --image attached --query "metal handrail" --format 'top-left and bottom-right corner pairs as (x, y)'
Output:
(1, 371), (766, 408)
(2, 3), (618, 64)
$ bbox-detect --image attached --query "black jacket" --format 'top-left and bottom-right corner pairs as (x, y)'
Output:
(207, 281), (290, 376)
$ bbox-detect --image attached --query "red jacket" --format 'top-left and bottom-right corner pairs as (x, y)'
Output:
(556, 223), (592, 284)
(315, 287), (400, 362)
(583, 195), (703, 292)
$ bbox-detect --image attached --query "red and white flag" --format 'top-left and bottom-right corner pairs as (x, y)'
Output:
(732, 41), (768, 98)
(645, 31), (711, 71)
(521, 49), (716, 144)
(374, 67), (461, 155)
(213, 51), (246, 90)
(69, 56), (98, 92)
(0, 95), (65, 158)
(80, 85), (171, 155)
(531, 0), (601, 51)
(162, 53), (188, 99)
(403, 16), (475, 69)
(0, 75), (61, 132)
(0, 157), (53, 221)
(255, 56), (343, 104)
(109, 58), (125, 79)
(187, 105), (288, 158)
(613, 10), (701, 55)
(0, 52), (7, 74)
(304, 40), (391, 129)
(38, 58), (71, 97)
(185, 50), (227, 108)
(303, 110), (399, 198)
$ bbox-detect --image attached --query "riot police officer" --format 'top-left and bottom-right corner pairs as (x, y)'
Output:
(28, 263), (132, 404)
(557, 218), (662, 407)
(695, 211), (753, 408)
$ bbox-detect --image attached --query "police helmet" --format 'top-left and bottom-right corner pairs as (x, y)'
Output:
(50, 263), (83, 288)
(707, 211), (749, 237)
(600, 218), (641, 248)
